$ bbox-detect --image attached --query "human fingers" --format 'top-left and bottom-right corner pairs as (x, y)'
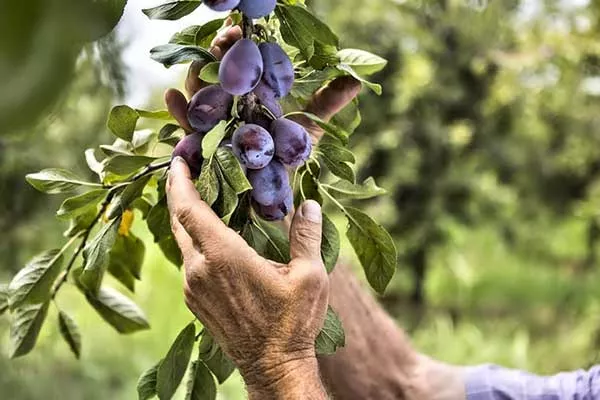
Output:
(167, 157), (232, 251)
(293, 76), (362, 143)
(165, 88), (193, 132)
(289, 200), (323, 261)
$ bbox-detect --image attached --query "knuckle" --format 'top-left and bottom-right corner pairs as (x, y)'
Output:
(293, 261), (328, 292)
(176, 203), (196, 228)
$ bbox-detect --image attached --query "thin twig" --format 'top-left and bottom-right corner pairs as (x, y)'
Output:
(51, 160), (170, 298)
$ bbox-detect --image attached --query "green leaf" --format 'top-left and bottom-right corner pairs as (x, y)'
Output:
(337, 49), (387, 76)
(215, 147), (252, 194)
(337, 64), (382, 95)
(147, 197), (183, 268)
(194, 18), (227, 47)
(143, 1), (201, 20)
(85, 148), (105, 177)
(275, 5), (338, 60)
(319, 142), (356, 181)
(214, 169), (239, 224)
(331, 98), (361, 134)
(108, 233), (146, 292)
(64, 209), (97, 238)
(321, 214), (340, 273)
(26, 169), (101, 194)
(133, 130), (158, 154)
(196, 332), (235, 384)
(151, 44), (217, 68)
(80, 218), (121, 294)
(345, 207), (396, 294)
(159, 124), (181, 140)
(58, 310), (81, 359)
(185, 361), (217, 400)
(158, 235), (183, 269)
(293, 112), (349, 145)
(202, 347), (235, 384)
(57, 189), (107, 220)
(85, 287), (150, 334)
(169, 19), (224, 47)
(242, 222), (291, 264)
(228, 194), (252, 233)
(136, 109), (173, 120)
(107, 175), (152, 219)
(321, 155), (355, 183)
(10, 302), (49, 358)
(319, 143), (355, 164)
(138, 361), (161, 400)
(196, 160), (220, 207)
(132, 197), (153, 219)
(157, 323), (196, 400)
(324, 178), (386, 200)
(108, 105), (139, 141)
(315, 306), (345, 355)
(8, 250), (64, 309)
(147, 198), (172, 240)
(202, 120), (228, 159)
(309, 42), (340, 70)
(297, 161), (322, 206)
(199, 62), (220, 84)
(291, 68), (341, 99)
(0, 284), (8, 315)
(104, 155), (157, 176)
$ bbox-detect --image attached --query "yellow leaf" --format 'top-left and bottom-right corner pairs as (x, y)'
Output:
(118, 210), (135, 236)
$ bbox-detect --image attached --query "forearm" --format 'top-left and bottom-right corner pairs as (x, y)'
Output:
(318, 263), (465, 400)
(244, 357), (328, 400)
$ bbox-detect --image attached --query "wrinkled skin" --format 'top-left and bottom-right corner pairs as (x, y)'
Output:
(172, 133), (204, 178)
(232, 123), (275, 169)
(260, 42), (294, 98)
(187, 84), (233, 133)
(219, 39), (263, 96)
(247, 159), (290, 207)
(203, 0), (240, 12)
(238, 0), (276, 18)
(271, 118), (312, 167)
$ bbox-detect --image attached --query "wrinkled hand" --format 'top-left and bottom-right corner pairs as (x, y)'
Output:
(164, 21), (361, 389)
(167, 158), (328, 385)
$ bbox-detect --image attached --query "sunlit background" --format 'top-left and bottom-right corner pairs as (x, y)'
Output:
(2, 0), (600, 398)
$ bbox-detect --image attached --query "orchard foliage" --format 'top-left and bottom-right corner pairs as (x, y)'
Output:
(2, 1), (390, 398)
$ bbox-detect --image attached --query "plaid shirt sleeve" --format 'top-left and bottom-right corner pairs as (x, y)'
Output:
(465, 364), (600, 399)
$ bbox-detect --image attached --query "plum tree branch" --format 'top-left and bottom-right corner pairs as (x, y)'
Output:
(51, 160), (171, 299)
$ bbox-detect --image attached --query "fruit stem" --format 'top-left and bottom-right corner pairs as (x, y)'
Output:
(242, 15), (253, 39)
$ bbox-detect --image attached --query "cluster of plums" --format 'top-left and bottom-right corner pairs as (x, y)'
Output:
(173, 33), (311, 221)
(204, 0), (276, 19)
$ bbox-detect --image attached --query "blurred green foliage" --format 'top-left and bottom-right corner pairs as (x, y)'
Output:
(3, 0), (600, 398)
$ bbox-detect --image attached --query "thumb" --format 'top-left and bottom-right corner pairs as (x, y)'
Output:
(289, 200), (323, 261)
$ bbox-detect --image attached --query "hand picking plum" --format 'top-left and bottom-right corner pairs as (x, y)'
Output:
(232, 124), (275, 169)
(219, 39), (263, 96)
(203, 0), (240, 12)
(271, 118), (312, 167)
(172, 133), (204, 178)
(187, 85), (233, 133)
(237, 0), (276, 19)
(259, 43), (294, 98)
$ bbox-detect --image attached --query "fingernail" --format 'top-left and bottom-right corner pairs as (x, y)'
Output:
(172, 156), (186, 166)
(302, 200), (322, 223)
